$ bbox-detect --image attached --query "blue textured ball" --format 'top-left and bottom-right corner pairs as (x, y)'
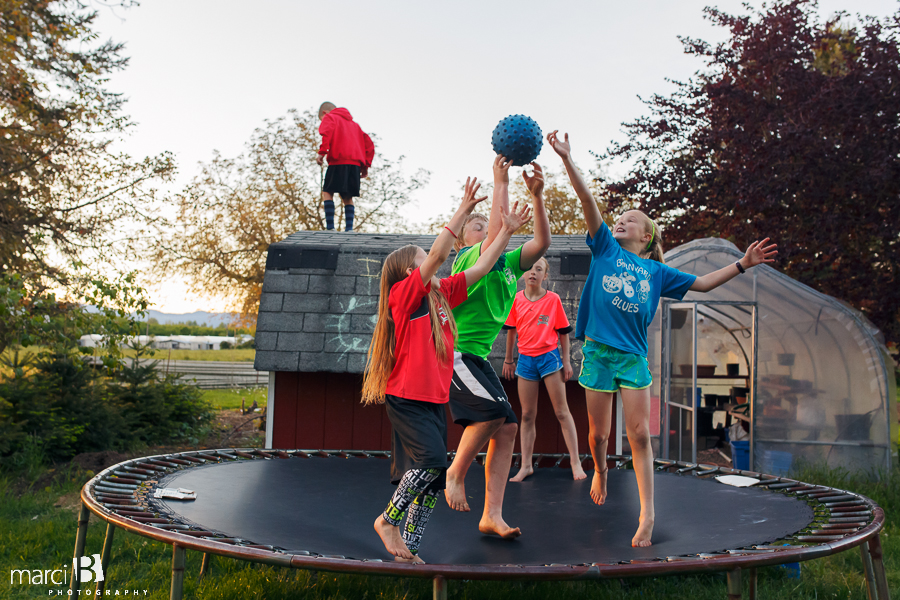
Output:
(491, 114), (543, 166)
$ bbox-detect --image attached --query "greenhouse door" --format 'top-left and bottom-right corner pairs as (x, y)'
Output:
(661, 300), (758, 467)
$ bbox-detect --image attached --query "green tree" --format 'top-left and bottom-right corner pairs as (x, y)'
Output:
(600, 0), (900, 354)
(0, 0), (172, 353)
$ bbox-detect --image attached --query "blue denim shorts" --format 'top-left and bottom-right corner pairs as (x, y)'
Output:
(578, 340), (652, 392)
(516, 348), (564, 381)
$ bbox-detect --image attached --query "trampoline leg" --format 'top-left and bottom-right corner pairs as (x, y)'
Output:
(726, 568), (742, 600)
(433, 575), (447, 600)
(199, 552), (211, 581)
(747, 568), (757, 600)
(96, 523), (116, 595)
(70, 502), (90, 594)
(868, 534), (890, 600)
(861, 540), (878, 600)
(170, 544), (186, 600)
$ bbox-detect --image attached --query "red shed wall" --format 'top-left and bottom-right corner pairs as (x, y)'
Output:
(271, 371), (617, 458)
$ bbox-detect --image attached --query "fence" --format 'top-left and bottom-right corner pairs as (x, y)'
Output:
(144, 359), (267, 389)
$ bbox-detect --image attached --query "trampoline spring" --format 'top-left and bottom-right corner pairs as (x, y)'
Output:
(828, 512), (872, 519)
(726, 549), (776, 554)
(822, 522), (866, 529)
(763, 482), (797, 489)
(676, 464), (700, 474)
(96, 492), (136, 500)
(828, 516), (871, 523)
(292, 451), (310, 458)
(163, 457), (193, 465)
(115, 510), (151, 518)
(152, 524), (192, 530)
(322, 555), (347, 560)
(809, 529), (856, 535)
(252, 450), (273, 459)
(144, 460), (179, 468)
(114, 470), (148, 480)
(195, 453), (220, 461)
(829, 506), (867, 513)
(233, 451), (254, 459)
(794, 487), (831, 496)
(99, 481), (138, 490)
(106, 477), (141, 485)
(122, 467), (157, 475)
(275, 451), (291, 459)
(816, 494), (857, 502)
(179, 456), (205, 463)
(95, 485), (137, 494)
(244, 545), (274, 550)
(178, 531), (218, 537)
(129, 517), (170, 524)
(666, 556), (699, 562)
(102, 502), (137, 510)
(797, 535), (845, 542)
(825, 501), (867, 509)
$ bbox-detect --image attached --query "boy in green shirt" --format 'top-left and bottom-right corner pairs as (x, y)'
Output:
(444, 155), (551, 539)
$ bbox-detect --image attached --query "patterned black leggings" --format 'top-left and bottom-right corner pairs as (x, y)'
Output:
(382, 468), (443, 555)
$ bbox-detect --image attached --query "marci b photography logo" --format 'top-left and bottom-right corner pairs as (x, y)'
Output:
(10, 554), (148, 595)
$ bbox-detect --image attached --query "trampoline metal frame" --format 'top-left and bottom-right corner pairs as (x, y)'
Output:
(72, 449), (890, 600)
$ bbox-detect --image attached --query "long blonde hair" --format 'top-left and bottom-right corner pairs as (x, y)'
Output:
(454, 213), (488, 251)
(638, 212), (665, 264)
(361, 245), (459, 405)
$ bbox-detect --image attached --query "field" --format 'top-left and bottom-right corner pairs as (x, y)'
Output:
(119, 348), (256, 362)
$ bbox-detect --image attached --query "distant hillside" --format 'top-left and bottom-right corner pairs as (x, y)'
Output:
(144, 310), (231, 327)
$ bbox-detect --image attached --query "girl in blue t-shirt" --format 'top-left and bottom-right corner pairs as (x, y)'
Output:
(548, 130), (777, 548)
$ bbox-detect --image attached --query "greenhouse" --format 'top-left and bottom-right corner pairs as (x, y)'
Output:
(646, 238), (896, 474)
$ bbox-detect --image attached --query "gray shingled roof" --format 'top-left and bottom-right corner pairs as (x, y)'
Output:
(254, 231), (591, 375)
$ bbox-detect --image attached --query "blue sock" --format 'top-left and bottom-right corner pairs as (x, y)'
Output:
(324, 200), (335, 230)
(345, 204), (355, 232)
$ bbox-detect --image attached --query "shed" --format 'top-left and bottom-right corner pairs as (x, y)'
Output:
(254, 231), (600, 456)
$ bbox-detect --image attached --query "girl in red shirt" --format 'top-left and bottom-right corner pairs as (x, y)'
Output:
(502, 257), (586, 482)
(361, 179), (532, 563)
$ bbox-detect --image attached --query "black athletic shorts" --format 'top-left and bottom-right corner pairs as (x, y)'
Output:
(448, 352), (518, 427)
(384, 395), (448, 487)
(323, 164), (361, 198)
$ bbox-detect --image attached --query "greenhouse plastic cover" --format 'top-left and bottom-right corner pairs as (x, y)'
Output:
(661, 238), (896, 473)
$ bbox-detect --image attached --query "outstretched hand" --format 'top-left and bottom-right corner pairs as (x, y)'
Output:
(502, 200), (532, 233)
(493, 154), (513, 183)
(522, 162), (544, 198)
(743, 238), (778, 267)
(547, 130), (570, 160)
(460, 176), (488, 213)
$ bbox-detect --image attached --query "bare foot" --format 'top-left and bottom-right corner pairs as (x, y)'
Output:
(571, 463), (587, 480)
(509, 465), (534, 482)
(444, 473), (470, 512)
(632, 516), (654, 547)
(590, 469), (608, 505)
(373, 516), (414, 559)
(479, 515), (522, 539)
(395, 554), (425, 564)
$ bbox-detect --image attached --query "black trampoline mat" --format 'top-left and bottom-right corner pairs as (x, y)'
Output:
(156, 457), (814, 565)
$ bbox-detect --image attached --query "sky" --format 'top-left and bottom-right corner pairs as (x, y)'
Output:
(92, 0), (899, 314)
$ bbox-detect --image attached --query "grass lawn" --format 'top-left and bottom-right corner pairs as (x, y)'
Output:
(1, 463), (896, 599)
(120, 348), (256, 362)
(201, 387), (267, 411)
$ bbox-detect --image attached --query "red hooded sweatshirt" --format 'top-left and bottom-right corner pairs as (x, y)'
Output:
(318, 108), (375, 167)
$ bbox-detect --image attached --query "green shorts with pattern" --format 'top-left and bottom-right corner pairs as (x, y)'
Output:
(578, 340), (652, 393)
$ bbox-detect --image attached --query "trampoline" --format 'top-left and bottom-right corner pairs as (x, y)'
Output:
(72, 449), (889, 600)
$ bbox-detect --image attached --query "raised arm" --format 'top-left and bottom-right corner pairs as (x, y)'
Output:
(482, 154), (512, 253)
(464, 201), (532, 285)
(690, 239), (778, 292)
(519, 162), (551, 270)
(419, 177), (487, 284)
(547, 131), (605, 238)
